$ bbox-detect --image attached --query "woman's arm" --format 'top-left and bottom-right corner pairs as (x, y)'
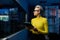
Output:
(37, 18), (48, 34)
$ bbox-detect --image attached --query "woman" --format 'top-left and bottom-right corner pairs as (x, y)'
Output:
(28, 5), (48, 40)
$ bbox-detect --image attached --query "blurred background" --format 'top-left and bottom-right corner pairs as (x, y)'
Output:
(0, 0), (60, 40)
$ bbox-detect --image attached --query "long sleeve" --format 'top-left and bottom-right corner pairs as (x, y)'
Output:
(30, 17), (48, 34)
(37, 19), (48, 34)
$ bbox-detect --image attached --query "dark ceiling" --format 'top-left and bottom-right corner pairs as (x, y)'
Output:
(0, 0), (60, 13)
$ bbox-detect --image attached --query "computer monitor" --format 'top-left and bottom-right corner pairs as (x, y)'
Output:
(0, 15), (9, 21)
(0, 8), (18, 21)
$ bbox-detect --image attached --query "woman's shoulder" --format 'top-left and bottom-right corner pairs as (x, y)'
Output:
(31, 18), (36, 21)
(41, 17), (47, 21)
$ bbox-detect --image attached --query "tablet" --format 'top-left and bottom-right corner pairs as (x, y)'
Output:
(23, 22), (34, 29)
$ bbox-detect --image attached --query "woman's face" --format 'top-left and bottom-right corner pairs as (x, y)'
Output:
(33, 8), (40, 16)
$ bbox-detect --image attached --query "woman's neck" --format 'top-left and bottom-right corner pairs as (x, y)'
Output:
(36, 15), (40, 18)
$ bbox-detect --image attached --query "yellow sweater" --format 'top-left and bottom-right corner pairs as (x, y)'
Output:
(30, 16), (48, 34)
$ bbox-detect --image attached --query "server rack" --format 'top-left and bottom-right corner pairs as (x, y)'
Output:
(45, 6), (59, 34)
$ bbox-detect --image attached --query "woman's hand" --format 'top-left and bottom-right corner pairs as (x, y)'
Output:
(33, 28), (42, 33)
(33, 28), (38, 31)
